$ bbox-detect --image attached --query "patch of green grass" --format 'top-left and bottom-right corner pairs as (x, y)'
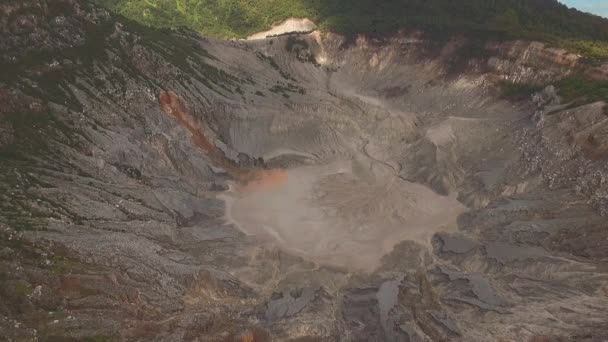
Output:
(499, 80), (545, 100)
(556, 76), (608, 109)
(561, 40), (608, 65)
(49, 256), (77, 275)
(269, 82), (305, 96)
(0, 105), (94, 231)
(13, 281), (33, 298)
(499, 76), (608, 113)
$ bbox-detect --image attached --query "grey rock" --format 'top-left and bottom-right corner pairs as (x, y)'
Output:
(266, 287), (318, 321)
(485, 242), (546, 263)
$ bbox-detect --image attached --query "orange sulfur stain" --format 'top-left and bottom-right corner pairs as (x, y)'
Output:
(239, 169), (289, 193)
(159, 90), (288, 193)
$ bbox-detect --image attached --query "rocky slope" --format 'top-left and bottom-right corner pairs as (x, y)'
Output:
(1, 0), (608, 341)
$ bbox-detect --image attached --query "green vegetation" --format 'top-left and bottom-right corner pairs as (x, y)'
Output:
(97, 0), (608, 60)
(0, 0), (254, 232)
(12, 281), (33, 298)
(0, 108), (76, 231)
(97, 0), (312, 39)
(269, 82), (305, 96)
(499, 76), (608, 113)
(499, 81), (546, 100)
(556, 76), (608, 108)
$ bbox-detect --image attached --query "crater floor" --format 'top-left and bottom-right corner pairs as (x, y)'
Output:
(226, 160), (464, 271)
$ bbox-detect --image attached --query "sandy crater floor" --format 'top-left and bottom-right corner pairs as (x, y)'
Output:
(224, 159), (465, 271)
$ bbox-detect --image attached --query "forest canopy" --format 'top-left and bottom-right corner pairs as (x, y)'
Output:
(97, 0), (608, 59)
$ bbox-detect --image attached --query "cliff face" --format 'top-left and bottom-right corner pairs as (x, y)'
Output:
(487, 41), (581, 81)
(1, 1), (608, 341)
